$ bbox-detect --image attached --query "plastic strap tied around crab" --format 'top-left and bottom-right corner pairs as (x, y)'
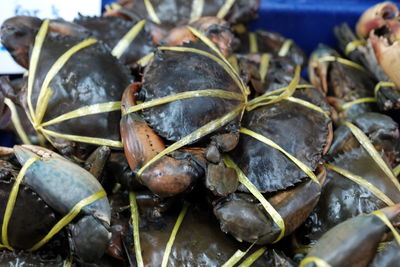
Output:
(344, 39), (366, 56)
(338, 81), (397, 111)
(129, 191), (189, 267)
(324, 121), (400, 207)
(111, 19), (147, 59)
(317, 55), (367, 73)
(26, 19), (124, 148)
(247, 32), (292, 57)
(221, 241), (263, 267)
(223, 155), (286, 243)
(0, 156), (107, 251)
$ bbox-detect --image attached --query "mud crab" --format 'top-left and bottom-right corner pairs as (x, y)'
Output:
(1, 16), (133, 159)
(0, 145), (111, 263)
(120, 36), (248, 197)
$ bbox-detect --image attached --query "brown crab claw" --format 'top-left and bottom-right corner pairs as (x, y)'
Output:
(356, 1), (399, 38)
(308, 46), (333, 95)
(370, 33), (400, 88)
(120, 83), (204, 197)
(301, 203), (400, 267)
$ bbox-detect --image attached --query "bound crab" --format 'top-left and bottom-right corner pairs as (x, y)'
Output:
(0, 145), (111, 264)
(1, 16), (133, 159)
(120, 27), (249, 197)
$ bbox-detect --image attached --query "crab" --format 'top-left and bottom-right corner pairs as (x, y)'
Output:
(1, 16), (133, 159)
(304, 112), (400, 242)
(120, 38), (247, 197)
(309, 45), (377, 125)
(211, 84), (332, 245)
(0, 145), (111, 264)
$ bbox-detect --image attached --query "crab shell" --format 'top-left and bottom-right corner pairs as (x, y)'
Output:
(230, 87), (331, 192)
(30, 36), (131, 158)
(305, 146), (400, 241)
(356, 1), (399, 38)
(369, 241), (400, 267)
(74, 15), (155, 65)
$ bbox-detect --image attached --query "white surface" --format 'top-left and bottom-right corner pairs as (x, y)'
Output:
(0, 0), (102, 74)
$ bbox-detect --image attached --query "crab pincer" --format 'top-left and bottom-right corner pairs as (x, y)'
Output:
(120, 83), (205, 197)
(11, 145), (111, 263)
(300, 204), (400, 267)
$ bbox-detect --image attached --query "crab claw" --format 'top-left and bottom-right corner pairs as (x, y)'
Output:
(301, 204), (400, 267)
(120, 84), (205, 197)
(308, 45), (335, 95)
(13, 145), (111, 263)
(370, 32), (400, 88)
(356, 1), (399, 38)
(214, 167), (326, 244)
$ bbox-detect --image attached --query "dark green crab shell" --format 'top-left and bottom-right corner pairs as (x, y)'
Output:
(140, 42), (243, 143)
(29, 33), (132, 157)
(230, 87), (331, 192)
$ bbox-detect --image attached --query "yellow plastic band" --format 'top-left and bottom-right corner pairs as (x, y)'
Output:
(371, 210), (400, 246)
(374, 81), (396, 97)
(325, 163), (395, 206)
(259, 53), (270, 83)
(286, 97), (330, 118)
(122, 90), (244, 116)
(222, 242), (255, 267)
(189, 0), (204, 22)
(129, 192), (144, 267)
(112, 20), (146, 59)
(278, 39), (293, 57)
(246, 65), (301, 111)
(1, 156), (38, 249)
(318, 56), (367, 73)
(158, 46), (248, 98)
(240, 128), (320, 185)
(393, 164), (400, 177)
(343, 122), (400, 192)
(137, 104), (245, 177)
(4, 98), (32, 144)
(63, 256), (73, 267)
(39, 128), (123, 148)
(35, 38), (98, 126)
(186, 25), (249, 96)
(217, 0), (236, 19)
(339, 97), (376, 111)
(223, 155), (285, 243)
(136, 52), (154, 66)
(144, 0), (161, 24)
(249, 32), (258, 53)
(161, 202), (189, 267)
(27, 19), (50, 120)
(238, 247), (267, 267)
(228, 55), (240, 73)
(29, 189), (106, 251)
(345, 39), (366, 56)
(232, 24), (247, 34)
(41, 101), (121, 127)
(299, 256), (332, 267)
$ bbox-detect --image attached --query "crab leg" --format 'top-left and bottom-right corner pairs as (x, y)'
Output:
(120, 84), (205, 197)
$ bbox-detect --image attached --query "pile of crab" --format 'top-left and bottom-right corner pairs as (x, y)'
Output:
(0, 0), (400, 266)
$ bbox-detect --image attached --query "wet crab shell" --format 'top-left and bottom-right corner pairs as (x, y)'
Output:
(0, 161), (58, 250)
(28, 34), (132, 157)
(230, 87), (331, 192)
(0, 251), (65, 267)
(74, 15), (155, 66)
(304, 147), (400, 241)
(140, 42), (243, 143)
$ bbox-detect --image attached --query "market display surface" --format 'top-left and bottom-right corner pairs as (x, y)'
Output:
(0, 1), (399, 266)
